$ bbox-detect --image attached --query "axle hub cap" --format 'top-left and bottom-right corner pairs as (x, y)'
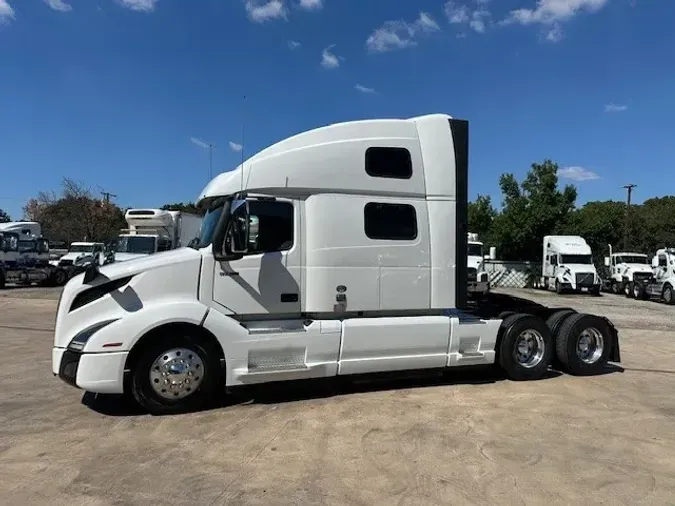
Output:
(149, 348), (204, 400)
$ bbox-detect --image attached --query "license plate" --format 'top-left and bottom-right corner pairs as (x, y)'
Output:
(581, 287), (588, 292)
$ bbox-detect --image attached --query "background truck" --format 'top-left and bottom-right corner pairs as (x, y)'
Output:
(57, 242), (109, 269)
(467, 232), (490, 297)
(113, 209), (202, 262)
(540, 235), (601, 295)
(603, 244), (653, 296)
(52, 114), (620, 415)
(630, 247), (675, 304)
(0, 222), (68, 288)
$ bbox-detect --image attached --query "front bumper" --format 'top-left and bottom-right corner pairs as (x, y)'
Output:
(53, 346), (128, 394)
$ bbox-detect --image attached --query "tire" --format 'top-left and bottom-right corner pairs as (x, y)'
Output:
(625, 282), (635, 299)
(130, 333), (222, 415)
(0, 271), (5, 289)
(545, 309), (576, 338)
(555, 313), (612, 375)
(497, 311), (517, 320)
(591, 286), (601, 297)
(53, 269), (68, 287)
(663, 284), (675, 305)
(498, 314), (554, 381)
(634, 282), (647, 301)
(555, 280), (562, 295)
(611, 282), (619, 295)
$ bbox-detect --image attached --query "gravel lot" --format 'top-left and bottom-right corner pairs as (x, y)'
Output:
(1, 287), (675, 505)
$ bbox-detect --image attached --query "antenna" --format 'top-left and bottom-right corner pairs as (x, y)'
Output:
(240, 94), (246, 195)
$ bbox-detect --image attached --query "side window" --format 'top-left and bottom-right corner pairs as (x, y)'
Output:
(659, 255), (667, 267)
(247, 200), (294, 254)
(157, 238), (172, 252)
(365, 147), (413, 180)
(551, 255), (558, 266)
(364, 202), (417, 241)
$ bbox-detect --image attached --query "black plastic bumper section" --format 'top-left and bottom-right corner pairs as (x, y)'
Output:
(58, 349), (83, 388)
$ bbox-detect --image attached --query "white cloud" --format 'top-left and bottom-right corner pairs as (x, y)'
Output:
(191, 137), (210, 149)
(229, 141), (243, 152)
(503, 0), (609, 41)
(445, 1), (492, 33)
(298, 0), (322, 10)
(355, 84), (375, 93)
(116, 0), (159, 12)
(245, 0), (286, 22)
(44, 0), (72, 12)
(605, 103), (628, 113)
(366, 12), (440, 53)
(559, 166), (601, 181)
(321, 44), (340, 69)
(288, 40), (301, 49)
(0, 0), (15, 21)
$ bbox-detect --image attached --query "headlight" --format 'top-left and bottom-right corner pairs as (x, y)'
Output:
(68, 319), (118, 351)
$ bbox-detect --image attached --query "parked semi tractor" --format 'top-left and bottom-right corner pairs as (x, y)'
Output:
(58, 242), (109, 269)
(628, 248), (675, 304)
(603, 245), (653, 296)
(114, 209), (202, 262)
(467, 232), (490, 297)
(0, 222), (68, 288)
(540, 236), (601, 295)
(52, 114), (620, 414)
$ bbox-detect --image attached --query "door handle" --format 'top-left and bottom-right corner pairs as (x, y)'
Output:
(220, 271), (239, 276)
(280, 293), (298, 303)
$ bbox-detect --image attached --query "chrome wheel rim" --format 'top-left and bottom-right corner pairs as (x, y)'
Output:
(149, 348), (204, 400)
(514, 329), (545, 368)
(576, 328), (604, 364)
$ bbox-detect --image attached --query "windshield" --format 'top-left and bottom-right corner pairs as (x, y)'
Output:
(467, 243), (484, 257)
(617, 255), (648, 264)
(561, 254), (593, 265)
(69, 244), (94, 253)
(197, 198), (228, 247)
(116, 236), (156, 254)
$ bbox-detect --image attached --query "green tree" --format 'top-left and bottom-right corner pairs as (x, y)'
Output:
(161, 202), (204, 216)
(491, 160), (577, 261)
(637, 196), (675, 253)
(0, 208), (10, 223)
(468, 195), (497, 243)
(23, 178), (126, 244)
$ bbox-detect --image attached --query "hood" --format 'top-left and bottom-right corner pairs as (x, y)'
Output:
(560, 263), (597, 274)
(619, 263), (652, 274)
(113, 252), (150, 263)
(97, 247), (200, 280)
(467, 256), (483, 270)
(61, 252), (92, 261)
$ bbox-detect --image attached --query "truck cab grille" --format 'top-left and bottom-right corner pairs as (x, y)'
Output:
(575, 273), (595, 287)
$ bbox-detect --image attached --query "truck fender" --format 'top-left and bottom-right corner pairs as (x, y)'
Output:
(84, 300), (209, 353)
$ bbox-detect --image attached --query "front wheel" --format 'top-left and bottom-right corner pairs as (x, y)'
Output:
(53, 268), (68, 287)
(624, 282), (634, 298)
(498, 314), (554, 381)
(664, 285), (675, 305)
(130, 334), (221, 415)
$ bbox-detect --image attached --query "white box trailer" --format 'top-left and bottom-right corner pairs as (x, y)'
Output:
(52, 114), (621, 415)
(114, 209), (202, 262)
(541, 235), (601, 295)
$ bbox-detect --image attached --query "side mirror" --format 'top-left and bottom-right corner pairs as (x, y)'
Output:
(228, 199), (250, 255)
(187, 237), (200, 248)
(604, 257), (610, 267)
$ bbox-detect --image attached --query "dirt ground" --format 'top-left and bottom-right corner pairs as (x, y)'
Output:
(1, 286), (675, 505)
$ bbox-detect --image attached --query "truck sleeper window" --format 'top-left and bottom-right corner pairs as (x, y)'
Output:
(364, 202), (417, 240)
(247, 200), (294, 253)
(365, 147), (413, 179)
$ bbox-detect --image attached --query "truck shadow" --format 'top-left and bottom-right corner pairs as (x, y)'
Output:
(81, 365), (615, 417)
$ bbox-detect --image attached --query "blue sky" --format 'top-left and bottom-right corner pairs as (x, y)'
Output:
(1, 0), (674, 219)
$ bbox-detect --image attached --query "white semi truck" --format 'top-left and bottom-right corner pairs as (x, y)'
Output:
(52, 114), (621, 414)
(467, 232), (489, 297)
(0, 222), (68, 288)
(540, 236), (601, 295)
(628, 247), (675, 304)
(604, 245), (653, 296)
(114, 209), (202, 262)
(57, 242), (109, 269)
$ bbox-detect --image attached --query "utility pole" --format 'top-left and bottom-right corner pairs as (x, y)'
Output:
(100, 190), (117, 204)
(623, 184), (637, 250)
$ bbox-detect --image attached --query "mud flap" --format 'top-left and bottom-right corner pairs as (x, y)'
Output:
(604, 317), (621, 363)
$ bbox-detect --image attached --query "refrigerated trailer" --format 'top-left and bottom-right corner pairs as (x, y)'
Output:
(52, 114), (620, 414)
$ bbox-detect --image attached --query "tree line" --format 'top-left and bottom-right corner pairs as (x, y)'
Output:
(469, 160), (675, 263)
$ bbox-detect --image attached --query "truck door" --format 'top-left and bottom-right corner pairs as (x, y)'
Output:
(212, 198), (301, 315)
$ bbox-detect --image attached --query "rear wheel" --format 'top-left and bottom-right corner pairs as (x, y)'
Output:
(625, 282), (634, 298)
(663, 284), (675, 305)
(546, 309), (576, 338)
(130, 333), (222, 415)
(53, 269), (68, 287)
(611, 282), (619, 294)
(498, 314), (553, 381)
(633, 282), (647, 301)
(555, 313), (612, 375)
